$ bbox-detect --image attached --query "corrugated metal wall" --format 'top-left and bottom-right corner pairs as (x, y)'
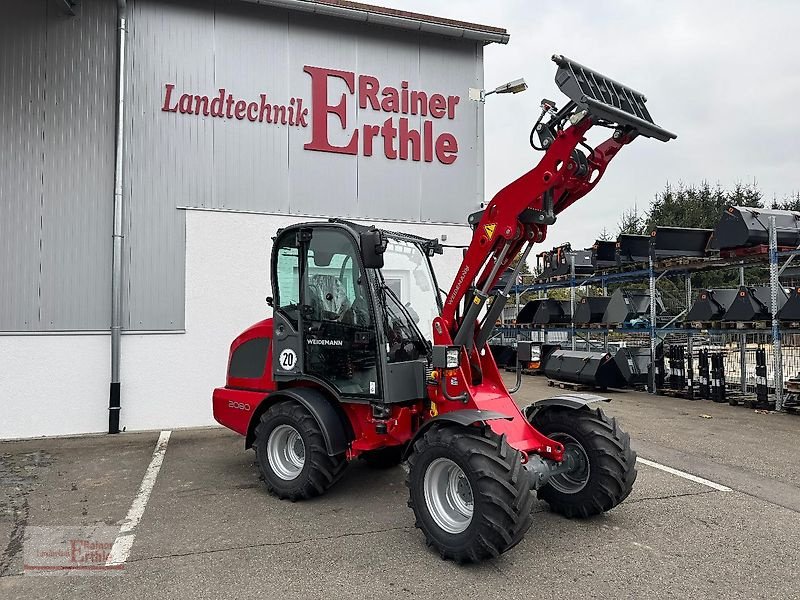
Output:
(1, 0), (483, 332)
(122, 0), (483, 328)
(0, 0), (117, 331)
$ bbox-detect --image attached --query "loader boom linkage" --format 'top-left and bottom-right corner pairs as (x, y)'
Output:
(440, 54), (675, 385)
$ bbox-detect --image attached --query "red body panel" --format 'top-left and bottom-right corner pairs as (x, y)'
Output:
(213, 318), (274, 436)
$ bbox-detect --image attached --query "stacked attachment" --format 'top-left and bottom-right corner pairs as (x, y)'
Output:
(517, 299), (572, 325)
(574, 296), (611, 324)
(592, 240), (617, 269)
(709, 353), (726, 403)
(667, 346), (686, 390)
(613, 347), (650, 387)
(722, 286), (787, 322)
(650, 226), (713, 259)
(686, 289), (738, 322)
(603, 288), (656, 325)
(543, 349), (627, 389)
(616, 234), (650, 264)
(698, 349), (710, 399)
(777, 288), (800, 321)
(711, 206), (800, 250)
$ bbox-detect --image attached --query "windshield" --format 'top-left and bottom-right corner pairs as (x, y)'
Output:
(379, 238), (440, 343)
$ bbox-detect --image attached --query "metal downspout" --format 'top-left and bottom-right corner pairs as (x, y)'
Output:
(110, 0), (127, 434)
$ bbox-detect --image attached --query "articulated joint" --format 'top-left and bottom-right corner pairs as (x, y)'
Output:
(523, 451), (578, 490)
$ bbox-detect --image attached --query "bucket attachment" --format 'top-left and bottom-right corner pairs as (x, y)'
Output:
(543, 349), (627, 389)
(616, 234), (650, 264)
(711, 206), (800, 250)
(614, 347), (651, 387)
(650, 226), (713, 259)
(603, 288), (653, 325)
(722, 286), (787, 321)
(574, 296), (611, 324)
(572, 249), (595, 275)
(777, 288), (800, 321)
(685, 288), (738, 322)
(552, 54), (676, 142)
(592, 240), (617, 269)
(533, 299), (572, 325)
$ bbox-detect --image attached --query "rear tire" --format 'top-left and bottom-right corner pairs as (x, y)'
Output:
(406, 424), (534, 563)
(254, 400), (347, 501)
(530, 407), (636, 518)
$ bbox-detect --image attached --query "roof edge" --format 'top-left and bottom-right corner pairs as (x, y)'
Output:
(239, 0), (510, 44)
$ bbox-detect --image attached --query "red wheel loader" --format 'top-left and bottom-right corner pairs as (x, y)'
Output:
(213, 55), (675, 563)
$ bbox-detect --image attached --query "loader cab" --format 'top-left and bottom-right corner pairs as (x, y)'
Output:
(271, 220), (441, 404)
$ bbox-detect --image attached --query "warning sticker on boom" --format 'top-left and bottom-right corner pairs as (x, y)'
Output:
(484, 223), (496, 240)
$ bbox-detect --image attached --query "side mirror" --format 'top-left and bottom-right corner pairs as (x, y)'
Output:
(360, 229), (387, 269)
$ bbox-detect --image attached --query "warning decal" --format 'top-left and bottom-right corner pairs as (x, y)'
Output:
(484, 223), (496, 240)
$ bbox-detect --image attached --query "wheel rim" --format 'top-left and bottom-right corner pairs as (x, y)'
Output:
(548, 432), (590, 494)
(423, 458), (473, 534)
(267, 424), (306, 480)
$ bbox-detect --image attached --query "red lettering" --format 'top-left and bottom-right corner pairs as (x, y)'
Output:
(303, 66), (358, 155)
(398, 118), (420, 161)
(435, 132), (458, 165)
(362, 124), (380, 156)
(381, 117), (397, 159)
(447, 95), (460, 120)
(178, 93), (193, 114)
(359, 75), (380, 110)
(410, 91), (428, 116)
(225, 94), (235, 118)
(194, 95), (210, 116)
(401, 81), (409, 113)
(161, 84), (177, 112)
(429, 94), (446, 119)
(258, 94), (271, 122)
(234, 100), (247, 120)
(247, 101), (258, 122)
(423, 120), (433, 162)
(381, 87), (399, 113)
(210, 89), (225, 117)
(273, 105), (287, 125)
(295, 98), (308, 127)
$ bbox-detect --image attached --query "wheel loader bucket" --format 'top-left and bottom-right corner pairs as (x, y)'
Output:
(552, 54), (676, 142)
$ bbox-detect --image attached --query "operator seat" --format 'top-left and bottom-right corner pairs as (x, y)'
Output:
(307, 274), (349, 320)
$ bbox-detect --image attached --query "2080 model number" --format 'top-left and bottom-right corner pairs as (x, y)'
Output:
(228, 401), (251, 411)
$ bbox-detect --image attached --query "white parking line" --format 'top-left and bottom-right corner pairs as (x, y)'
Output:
(637, 457), (732, 492)
(106, 430), (171, 566)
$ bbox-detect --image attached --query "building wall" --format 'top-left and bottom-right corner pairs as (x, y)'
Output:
(123, 0), (483, 330)
(0, 0), (485, 438)
(0, 0), (117, 331)
(0, 210), (471, 439)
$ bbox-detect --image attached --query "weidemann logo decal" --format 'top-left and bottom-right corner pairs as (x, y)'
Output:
(161, 66), (461, 164)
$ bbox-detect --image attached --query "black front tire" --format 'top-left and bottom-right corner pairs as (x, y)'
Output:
(254, 400), (347, 501)
(530, 407), (637, 518)
(406, 424), (535, 563)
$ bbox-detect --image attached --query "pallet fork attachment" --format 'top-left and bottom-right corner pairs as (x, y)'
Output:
(552, 54), (677, 142)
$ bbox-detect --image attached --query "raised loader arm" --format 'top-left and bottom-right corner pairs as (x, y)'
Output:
(437, 55), (675, 362)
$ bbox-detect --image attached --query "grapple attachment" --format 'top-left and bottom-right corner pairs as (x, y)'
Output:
(553, 54), (676, 142)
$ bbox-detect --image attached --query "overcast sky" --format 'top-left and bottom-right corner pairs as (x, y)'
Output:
(390, 0), (800, 250)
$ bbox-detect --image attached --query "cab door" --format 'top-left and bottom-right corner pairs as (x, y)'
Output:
(271, 226), (380, 398)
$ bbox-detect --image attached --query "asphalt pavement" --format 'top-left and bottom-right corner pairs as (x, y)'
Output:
(1, 376), (798, 599)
